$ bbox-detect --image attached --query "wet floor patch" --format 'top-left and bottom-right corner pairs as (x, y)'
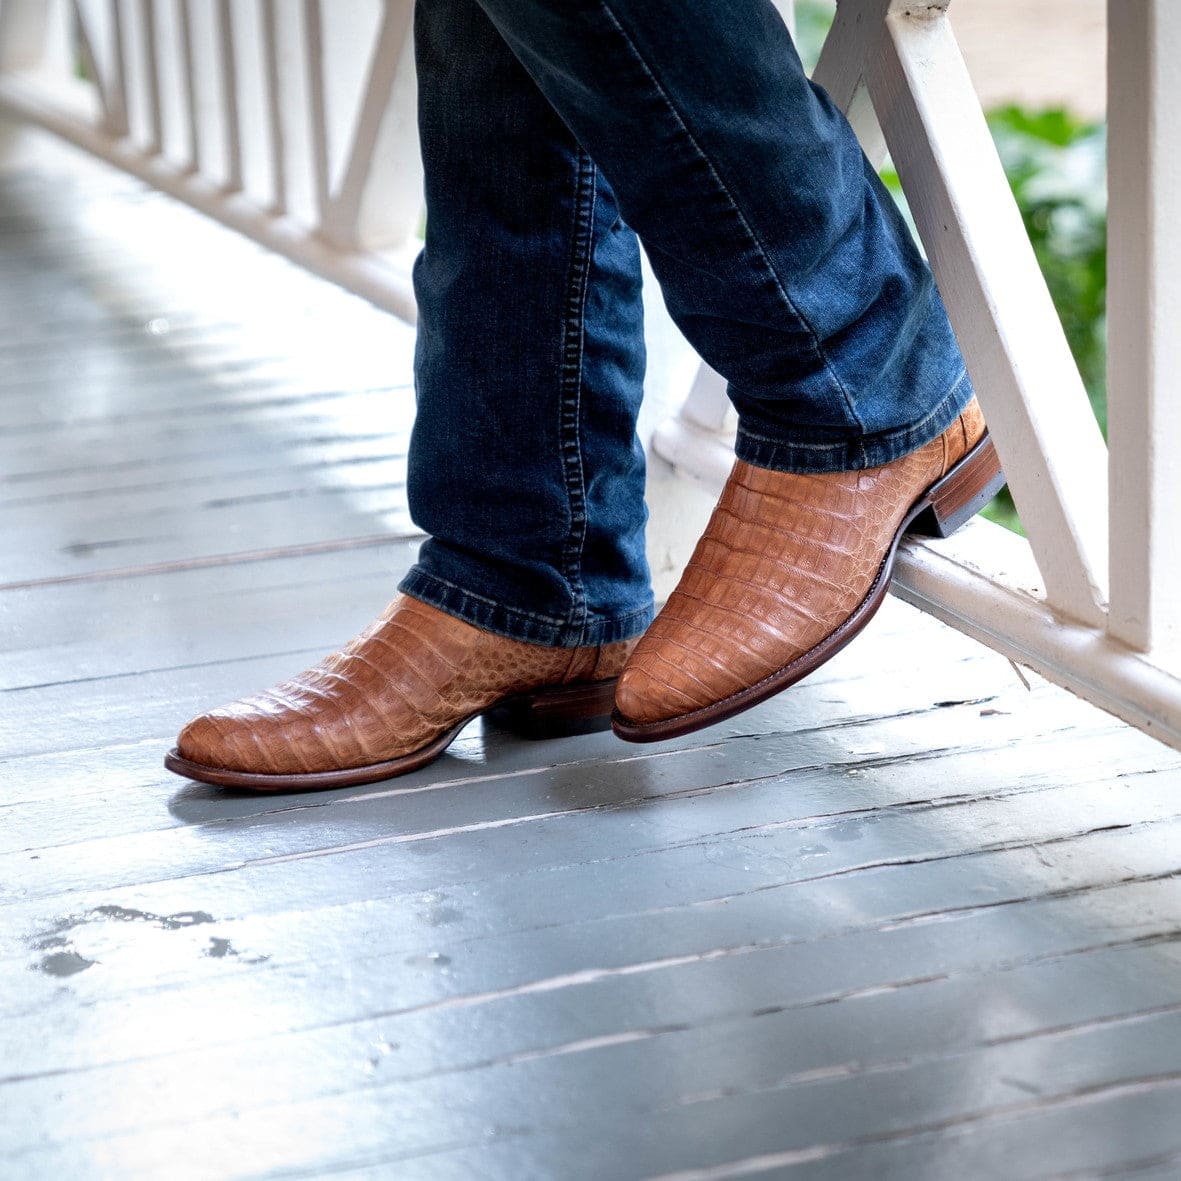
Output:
(90, 905), (214, 930)
(27, 906), (222, 977)
(36, 950), (96, 977)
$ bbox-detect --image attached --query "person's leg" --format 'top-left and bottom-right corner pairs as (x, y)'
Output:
(165, 0), (651, 791)
(469, 0), (973, 471)
(465, 0), (1001, 738)
(402, 0), (652, 649)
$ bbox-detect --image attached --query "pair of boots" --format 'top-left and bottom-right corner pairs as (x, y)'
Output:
(167, 400), (999, 792)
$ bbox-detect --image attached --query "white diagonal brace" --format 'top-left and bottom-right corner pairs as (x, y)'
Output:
(863, 2), (1109, 625)
(813, 0), (889, 167)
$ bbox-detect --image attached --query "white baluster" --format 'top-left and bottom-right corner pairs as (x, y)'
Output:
(1106, 0), (1181, 660)
(259, 0), (287, 213)
(215, 0), (240, 191)
(176, 0), (201, 170)
(138, 0), (161, 152)
(302, 0), (330, 224)
(109, 0), (130, 136)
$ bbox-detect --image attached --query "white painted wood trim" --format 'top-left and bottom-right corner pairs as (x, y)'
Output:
(867, 5), (1109, 626)
(259, 0), (287, 213)
(321, 0), (417, 251)
(895, 519), (1181, 752)
(176, 0), (200, 171)
(1105, 0), (1181, 657)
(137, 0), (161, 154)
(109, 0), (131, 139)
(215, 0), (242, 191)
(301, 0), (330, 225)
(72, 0), (117, 134)
(812, 0), (890, 165)
(0, 0), (52, 70)
(0, 71), (418, 322)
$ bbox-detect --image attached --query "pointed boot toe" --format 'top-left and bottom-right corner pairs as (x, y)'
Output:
(612, 399), (1003, 743)
(166, 595), (636, 792)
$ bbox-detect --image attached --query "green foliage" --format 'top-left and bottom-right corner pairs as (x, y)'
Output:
(976, 109), (1106, 531)
(979, 107), (1108, 532)
(987, 106), (1107, 427)
(881, 109), (1107, 534)
(794, 0), (840, 73)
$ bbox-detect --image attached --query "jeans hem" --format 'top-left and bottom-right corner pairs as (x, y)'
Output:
(398, 568), (655, 648)
(734, 368), (974, 473)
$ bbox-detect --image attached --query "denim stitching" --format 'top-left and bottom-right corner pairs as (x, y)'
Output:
(557, 148), (597, 641)
(596, 0), (864, 438)
(737, 367), (970, 451)
(403, 569), (569, 625)
(736, 367), (972, 471)
(400, 569), (654, 646)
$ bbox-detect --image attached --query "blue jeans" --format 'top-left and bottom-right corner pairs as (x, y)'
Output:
(400, 0), (974, 647)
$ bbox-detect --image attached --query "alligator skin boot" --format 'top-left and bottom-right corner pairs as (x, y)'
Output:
(612, 398), (1003, 742)
(166, 594), (634, 791)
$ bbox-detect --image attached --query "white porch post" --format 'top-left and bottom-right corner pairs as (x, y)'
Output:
(0, 1), (51, 70)
(1106, 0), (1181, 659)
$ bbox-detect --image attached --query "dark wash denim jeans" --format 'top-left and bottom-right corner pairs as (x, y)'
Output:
(399, 0), (974, 648)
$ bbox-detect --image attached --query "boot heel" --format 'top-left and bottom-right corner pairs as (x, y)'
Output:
(908, 433), (1006, 540)
(487, 678), (618, 739)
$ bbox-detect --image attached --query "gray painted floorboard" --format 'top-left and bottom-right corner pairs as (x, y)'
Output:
(2, 126), (1180, 1180)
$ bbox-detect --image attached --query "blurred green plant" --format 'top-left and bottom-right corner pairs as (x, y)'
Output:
(794, 0), (839, 73)
(881, 110), (1107, 533)
(985, 105), (1107, 429)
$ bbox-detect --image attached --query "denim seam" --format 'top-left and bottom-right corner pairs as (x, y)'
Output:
(597, 0), (865, 450)
(556, 147), (597, 643)
(400, 569), (655, 647)
(737, 366), (970, 451)
(403, 570), (569, 626)
(736, 366), (972, 471)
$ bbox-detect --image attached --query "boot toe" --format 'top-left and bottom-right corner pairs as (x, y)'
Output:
(614, 661), (705, 727)
(175, 710), (253, 771)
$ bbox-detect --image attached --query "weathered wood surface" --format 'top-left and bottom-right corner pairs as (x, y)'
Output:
(3, 132), (1181, 1181)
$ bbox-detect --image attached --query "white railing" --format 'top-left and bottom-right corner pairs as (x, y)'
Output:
(0, 0), (422, 318)
(2, 0), (1179, 752)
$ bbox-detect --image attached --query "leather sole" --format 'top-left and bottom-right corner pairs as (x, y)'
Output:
(611, 432), (1005, 744)
(164, 676), (619, 792)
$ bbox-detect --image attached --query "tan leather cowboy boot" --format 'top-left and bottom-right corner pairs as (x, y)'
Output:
(612, 398), (1002, 742)
(166, 594), (633, 791)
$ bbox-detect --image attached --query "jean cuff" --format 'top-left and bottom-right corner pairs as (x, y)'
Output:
(398, 567), (655, 648)
(734, 368), (975, 473)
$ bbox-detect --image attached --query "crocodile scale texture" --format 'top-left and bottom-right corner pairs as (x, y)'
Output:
(615, 399), (987, 727)
(176, 594), (633, 775)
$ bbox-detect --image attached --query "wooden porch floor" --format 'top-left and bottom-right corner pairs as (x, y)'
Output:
(4, 129), (1181, 1181)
